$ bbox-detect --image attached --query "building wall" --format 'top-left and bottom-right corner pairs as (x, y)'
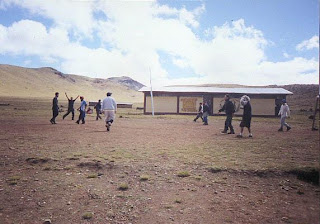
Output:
(250, 98), (275, 115)
(144, 93), (279, 116)
(179, 97), (203, 114)
(213, 97), (242, 115)
(213, 97), (275, 115)
(145, 96), (177, 113)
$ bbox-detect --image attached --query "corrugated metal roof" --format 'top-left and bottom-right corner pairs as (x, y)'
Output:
(139, 86), (293, 95)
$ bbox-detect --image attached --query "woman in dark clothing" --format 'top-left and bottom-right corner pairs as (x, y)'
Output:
(237, 95), (252, 138)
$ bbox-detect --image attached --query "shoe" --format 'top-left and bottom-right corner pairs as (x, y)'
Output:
(236, 134), (243, 138)
(82, 122), (85, 124)
(203, 123), (208, 125)
(228, 132), (235, 134)
(287, 126), (291, 131)
(50, 119), (54, 124)
(62, 116), (65, 120)
(278, 128), (283, 132)
(76, 121), (79, 124)
(107, 126), (110, 131)
(193, 119), (196, 122)
(249, 134), (253, 137)
(221, 131), (227, 134)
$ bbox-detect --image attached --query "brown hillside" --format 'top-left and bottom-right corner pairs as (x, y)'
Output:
(0, 64), (144, 103)
(279, 84), (319, 111)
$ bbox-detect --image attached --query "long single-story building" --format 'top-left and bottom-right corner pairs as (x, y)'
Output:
(139, 86), (293, 116)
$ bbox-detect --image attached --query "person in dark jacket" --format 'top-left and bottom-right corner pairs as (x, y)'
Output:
(94, 99), (102, 120)
(237, 95), (253, 137)
(50, 92), (59, 124)
(63, 92), (79, 120)
(218, 94), (235, 134)
(193, 102), (203, 122)
(203, 102), (210, 125)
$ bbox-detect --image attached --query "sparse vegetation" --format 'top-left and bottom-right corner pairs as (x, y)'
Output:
(7, 176), (20, 185)
(177, 171), (190, 177)
(1, 96), (319, 224)
(87, 174), (98, 179)
(118, 183), (129, 191)
(82, 212), (93, 220)
(140, 175), (150, 181)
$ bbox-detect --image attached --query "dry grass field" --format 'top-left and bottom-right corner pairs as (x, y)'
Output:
(0, 97), (319, 224)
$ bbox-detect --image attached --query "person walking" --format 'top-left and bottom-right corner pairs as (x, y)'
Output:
(218, 94), (235, 134)
(193, 102), (204, 122)
(94, 99), (102, 120)
(50, 92), (59, 124)
(102, 92), (117, 131)
(76, 96), (87, 124)
(202, 102), (210, 125)
(278, 99), (291, 131)
(63, 92), (79, 120)
(237, 95), (253, 138)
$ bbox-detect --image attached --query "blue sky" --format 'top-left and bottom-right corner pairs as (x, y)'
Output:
(0, 0), (318, 86)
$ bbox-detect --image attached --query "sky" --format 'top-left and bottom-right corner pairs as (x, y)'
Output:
(0, 0), (318, 87)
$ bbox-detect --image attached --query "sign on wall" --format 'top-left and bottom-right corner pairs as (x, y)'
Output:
(181, 98), (198, 112)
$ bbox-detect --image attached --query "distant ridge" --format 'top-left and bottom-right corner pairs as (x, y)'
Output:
(0, 64), (144, 102)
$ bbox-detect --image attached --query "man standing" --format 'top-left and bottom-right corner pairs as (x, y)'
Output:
(76, 96), (87, 124)
(202, 102), (209, 125)
(63, 92), (79, 120)
(94, 99), (102, 120)
(278, 99), (291, 131)
(218, 94), (235, 134)
(193, 102), (204, 122)
(102, 92), (117, 131)
(50, 92), (59, 124)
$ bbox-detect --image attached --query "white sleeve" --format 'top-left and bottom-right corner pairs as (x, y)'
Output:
(113, 99), (117, 110)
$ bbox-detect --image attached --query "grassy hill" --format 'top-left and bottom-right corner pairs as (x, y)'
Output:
(1, 64), (318, 111)
(0, 64), (144, 103)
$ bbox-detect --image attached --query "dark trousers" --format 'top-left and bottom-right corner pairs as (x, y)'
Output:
(63, 109), (74, 120)
(77, 110), (85, 124)
(194, 112), (203, 121)
(224, 115), (234, 132)
(51, 109), (59, 123)
(96, 110), (102, 120)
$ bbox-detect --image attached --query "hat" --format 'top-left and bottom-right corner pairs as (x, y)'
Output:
(80, 96), (84, 99)
(107, 92), (112, 96)
(282, 99), (286, 103)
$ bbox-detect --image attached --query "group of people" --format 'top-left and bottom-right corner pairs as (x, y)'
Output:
(50, 91), (291, 135)
(193, 94), (291, 137)
(50, 92), (117, 132)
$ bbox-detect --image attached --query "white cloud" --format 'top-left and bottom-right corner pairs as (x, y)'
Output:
(0, 1), (318, 86)
(296, 35), (319, 51)
(283, 52), (290, 58)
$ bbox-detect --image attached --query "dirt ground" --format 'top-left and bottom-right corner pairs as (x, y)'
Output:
(0, 98), (319, 224)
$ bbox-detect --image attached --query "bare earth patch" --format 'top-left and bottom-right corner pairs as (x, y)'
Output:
(0, 98), (319, 224)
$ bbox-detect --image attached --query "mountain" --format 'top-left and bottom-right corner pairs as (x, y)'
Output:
(0, 64), (144, 103)
(107, 76), (145, 91)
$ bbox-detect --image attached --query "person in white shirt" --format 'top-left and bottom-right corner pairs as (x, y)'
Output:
(102, 92), (117, 131)
(278, 99), (291, 131)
